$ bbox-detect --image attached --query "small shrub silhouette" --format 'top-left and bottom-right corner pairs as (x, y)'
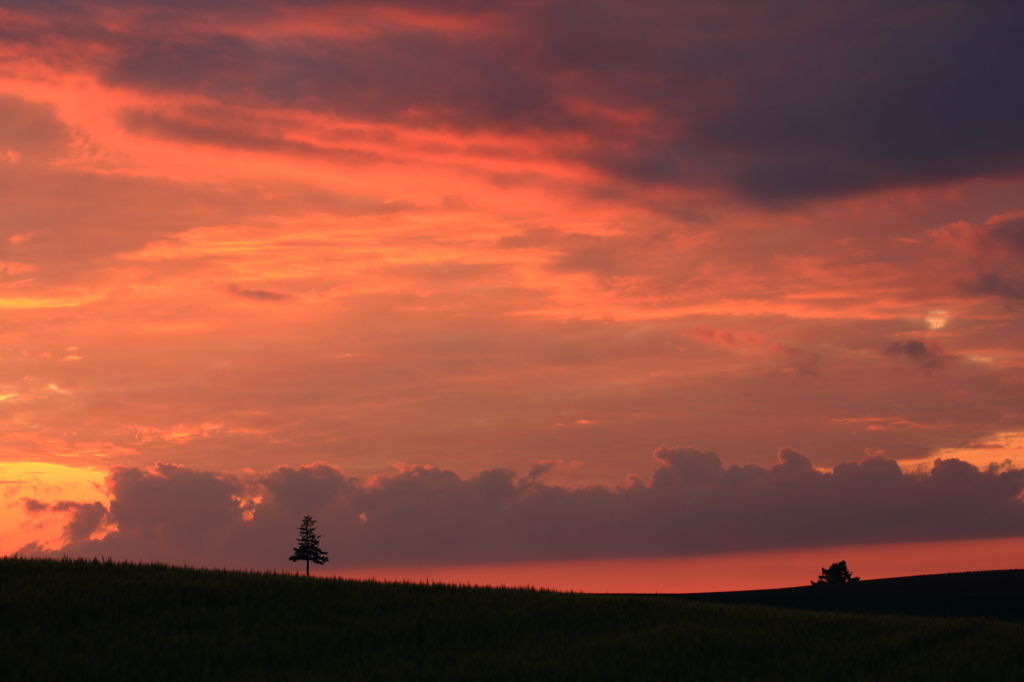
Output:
(814, 560), (860, 585)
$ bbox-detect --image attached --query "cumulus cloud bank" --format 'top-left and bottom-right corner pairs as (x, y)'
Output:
(24, 448), (1024, 570)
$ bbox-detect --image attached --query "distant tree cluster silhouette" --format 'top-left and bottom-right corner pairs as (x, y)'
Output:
(813, 560), (859, 585)
(290, 516), (329, 576)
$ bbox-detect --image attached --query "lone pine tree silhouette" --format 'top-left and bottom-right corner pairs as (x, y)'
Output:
(289, 516), (329, 576)
(814, 560), (860, 585)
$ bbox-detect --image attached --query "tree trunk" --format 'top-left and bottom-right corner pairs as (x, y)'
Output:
(306, 560), (309, 576)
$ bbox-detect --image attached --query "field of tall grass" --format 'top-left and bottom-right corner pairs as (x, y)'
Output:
(2, 557), (1022, 681)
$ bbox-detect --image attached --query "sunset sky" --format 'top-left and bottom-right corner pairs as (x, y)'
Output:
(2, 0), (1024, 590)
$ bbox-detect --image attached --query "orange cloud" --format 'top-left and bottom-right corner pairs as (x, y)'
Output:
(1, 0), (1023, 570)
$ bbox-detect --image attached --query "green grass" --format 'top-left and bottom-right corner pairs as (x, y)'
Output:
(2, 557), (1023, 681)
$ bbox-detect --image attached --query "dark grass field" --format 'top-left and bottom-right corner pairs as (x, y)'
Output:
(673, 569), (1024, 622)
(3, 558), (1024, 681)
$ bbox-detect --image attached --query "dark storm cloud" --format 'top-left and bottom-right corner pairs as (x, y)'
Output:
(965, 273), (1024, 301)
(884, 340), (950, 371)
(23, 498), (108, 542)
(51, 501), (108, 542)
(32, 447), (1024, 569)
(5, 0), (1023, 204)
(563, 1), (1024, 203)
(22, 498), (49, 513)
(986, 218), (1024, 254)
(103, 24), (556, 131)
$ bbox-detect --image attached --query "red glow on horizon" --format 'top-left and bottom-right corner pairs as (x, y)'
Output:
(336, 538), (1024, 594)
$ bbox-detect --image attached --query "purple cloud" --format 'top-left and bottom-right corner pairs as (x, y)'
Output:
(884, 340), (951, 371)
(227, 284), (294, 301)
(31, 447), (1024, 570)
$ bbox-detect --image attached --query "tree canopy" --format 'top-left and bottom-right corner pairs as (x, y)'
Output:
(814, 561), (859, 585)
(290, 516), (329, 576)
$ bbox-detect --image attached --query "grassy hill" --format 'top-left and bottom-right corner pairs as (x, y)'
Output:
(2, 557), (1024, 681)
(675, 569), (1024, 622)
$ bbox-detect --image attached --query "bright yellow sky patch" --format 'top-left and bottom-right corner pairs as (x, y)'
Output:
(0, 461), (110, 555)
